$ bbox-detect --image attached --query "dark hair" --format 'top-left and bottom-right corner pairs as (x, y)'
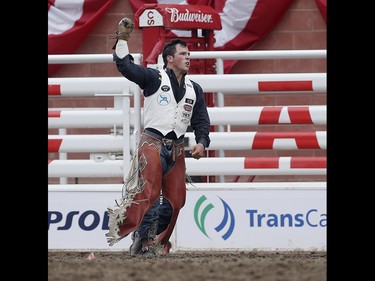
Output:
(162, 39), (187, 68)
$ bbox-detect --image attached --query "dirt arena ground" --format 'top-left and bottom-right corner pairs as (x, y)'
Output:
(48, 250), (326, 281)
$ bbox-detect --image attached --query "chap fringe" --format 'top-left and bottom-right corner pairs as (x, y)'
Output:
(105, 150), (146, 246)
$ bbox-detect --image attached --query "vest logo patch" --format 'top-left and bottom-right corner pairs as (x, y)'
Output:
(185, 98), (194, 105)
(181, 112), (191, 119)
(161, 85), (170, 92)
(184, 105), (192, 111)
(157, 93), (171, 105)
(181, 118), (190, 124)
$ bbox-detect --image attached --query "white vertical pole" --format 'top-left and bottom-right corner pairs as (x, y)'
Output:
(122, 87), (131, 182)
(133, 55), (142, 148)
(58, 128), (68, 184)
(216, 58), (225, 183)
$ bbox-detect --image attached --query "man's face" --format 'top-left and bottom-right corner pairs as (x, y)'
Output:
(170, 44), (190, 73)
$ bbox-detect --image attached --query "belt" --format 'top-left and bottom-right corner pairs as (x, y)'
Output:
(144, 129), (184, 144)
(142, 130), (184, 161)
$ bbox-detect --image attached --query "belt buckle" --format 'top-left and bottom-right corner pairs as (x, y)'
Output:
(162, 138), (173, 149)
(161, 138), (173, 145)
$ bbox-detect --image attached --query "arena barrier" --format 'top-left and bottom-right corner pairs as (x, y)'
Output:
(48, 131), (326, 152)
(48, 105), (326, 128)
(48, 75), (326, 180)
(48, 50), (326, 251)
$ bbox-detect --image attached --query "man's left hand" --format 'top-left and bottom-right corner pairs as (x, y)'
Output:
(190, 143), (205, 159)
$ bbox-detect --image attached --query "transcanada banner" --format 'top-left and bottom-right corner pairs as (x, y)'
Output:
(48, 184), (326, 250)
(177, 188), (326, 250)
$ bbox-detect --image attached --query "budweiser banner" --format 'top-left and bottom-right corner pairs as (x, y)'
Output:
(136, 4), (222, 30)
(48, 0), (326, 75)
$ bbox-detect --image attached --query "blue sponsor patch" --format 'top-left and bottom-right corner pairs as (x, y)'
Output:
(158, 93), (171, 105)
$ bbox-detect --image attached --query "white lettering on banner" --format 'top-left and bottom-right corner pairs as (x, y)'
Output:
(165, 8), (213, 23)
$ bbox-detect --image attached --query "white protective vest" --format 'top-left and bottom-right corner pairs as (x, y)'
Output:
(143, 69), (197, 138)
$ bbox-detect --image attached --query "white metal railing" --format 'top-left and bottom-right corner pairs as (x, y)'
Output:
(48, 131), (326, 152)
(48, 181), (326, 192)
(48, 156), (326, 177)
(47, 105), (326, 128)
(48, 50), (326, 183)
(48, 73), (326, 95)
(48, 50), (326, 64)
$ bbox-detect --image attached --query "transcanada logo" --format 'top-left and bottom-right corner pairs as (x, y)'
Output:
(194, 195), (235, 240)
(246, 209), (327, 227)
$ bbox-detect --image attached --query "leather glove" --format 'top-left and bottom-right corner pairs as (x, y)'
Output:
(112, 17), (134, 50)
(116, 17), (134, 41)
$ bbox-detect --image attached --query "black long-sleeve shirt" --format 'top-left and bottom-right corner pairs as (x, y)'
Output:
(113, 53), (211, 149)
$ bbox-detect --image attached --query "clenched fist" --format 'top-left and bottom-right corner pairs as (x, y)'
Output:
(190, 143), (205, 160)
(116, 18), (134, 41)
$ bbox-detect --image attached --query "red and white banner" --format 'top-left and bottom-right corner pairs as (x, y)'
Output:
(48, 0), (115, 75)
(48, 0), (326, 76)
(128, 0), (294, 52)
(315, 0), (326, 23)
